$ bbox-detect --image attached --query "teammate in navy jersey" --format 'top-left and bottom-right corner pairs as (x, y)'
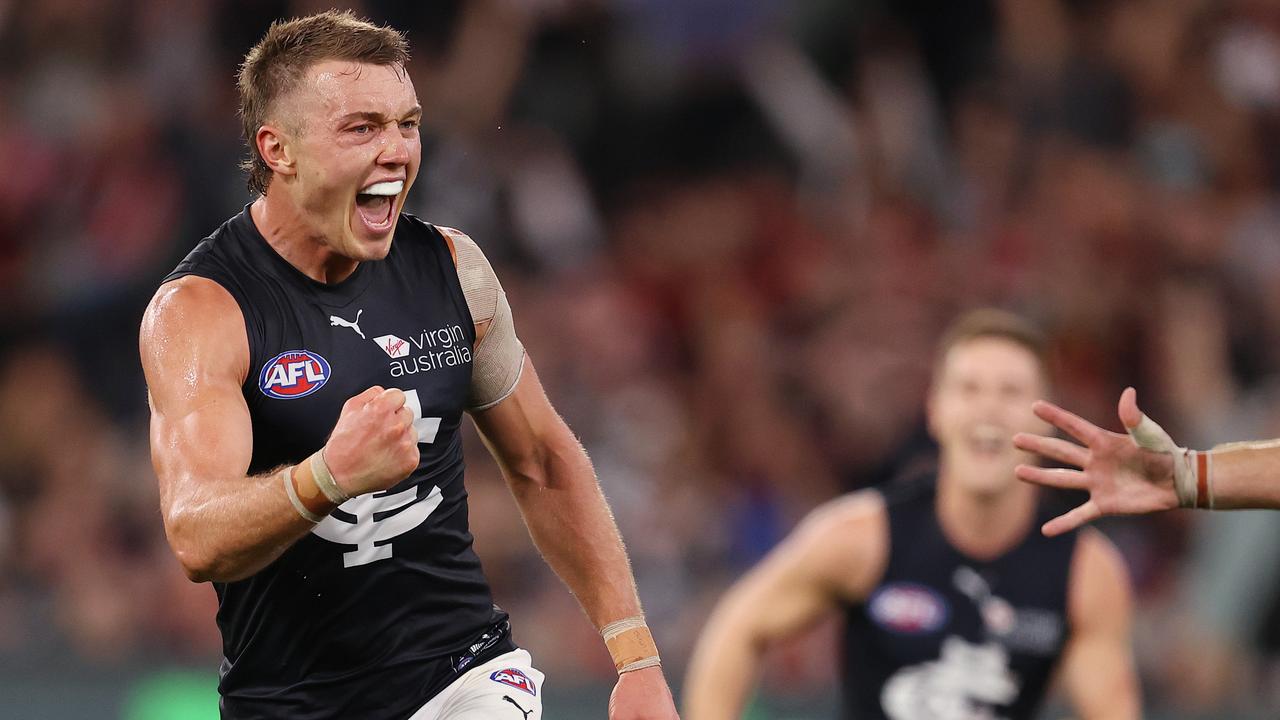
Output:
(684, 310), (1140, 720)
(138, 11), (677, 720)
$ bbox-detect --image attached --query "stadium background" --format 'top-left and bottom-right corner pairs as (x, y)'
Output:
(1, 0), (1279, 717)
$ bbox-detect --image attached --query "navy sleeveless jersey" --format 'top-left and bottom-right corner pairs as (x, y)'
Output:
(162, 207), (514, 719)
(842, 483), (1079, 720)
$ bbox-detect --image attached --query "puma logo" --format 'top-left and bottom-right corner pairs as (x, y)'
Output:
(503, 696), (533, 719)
(329, 309), (365, 339)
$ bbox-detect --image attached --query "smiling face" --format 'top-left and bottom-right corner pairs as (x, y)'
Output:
(265, 60), (421, 261)
(927, 336), (1052, 497)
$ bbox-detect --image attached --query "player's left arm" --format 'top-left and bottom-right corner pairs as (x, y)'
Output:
(443, 227), (678, 719)
(1058, 529), (1141, 720)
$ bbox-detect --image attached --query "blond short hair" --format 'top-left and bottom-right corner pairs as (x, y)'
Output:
(935, 308), (1052, 382)
(237, 10), (409, 195)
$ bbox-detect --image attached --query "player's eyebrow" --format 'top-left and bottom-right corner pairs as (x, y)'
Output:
(336, 106), (422, 125)
(336, 111), (387, 125)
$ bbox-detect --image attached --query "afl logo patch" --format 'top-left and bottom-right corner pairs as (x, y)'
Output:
(869, 583), (949, 634)
(259, 350), (330, 399)
(490, 668), (536, 696)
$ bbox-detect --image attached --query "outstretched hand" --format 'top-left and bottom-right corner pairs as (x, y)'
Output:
(1013, 387), (1180, 536)
(609, 666), (680, 720)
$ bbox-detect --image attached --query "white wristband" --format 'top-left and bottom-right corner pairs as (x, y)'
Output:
(601, 616), (649, 640)
(283, 467), (323, 523)
(618, 657), (663, 673)
(310, 450), (351, 505)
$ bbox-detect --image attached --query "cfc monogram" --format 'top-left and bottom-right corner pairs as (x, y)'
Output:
(313, 486), (444, 567)
(309, 389), (442, 567)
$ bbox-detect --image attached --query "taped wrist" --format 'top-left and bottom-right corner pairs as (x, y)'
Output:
(601, 616), (661, 674)
(1128, 414), (1214, 509)
(309, 449), (351, 505)
(283, 466), (324, 523)
(282, 450), (350, 523)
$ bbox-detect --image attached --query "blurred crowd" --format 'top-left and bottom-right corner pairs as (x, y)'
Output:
(2, 0), (1280, 715)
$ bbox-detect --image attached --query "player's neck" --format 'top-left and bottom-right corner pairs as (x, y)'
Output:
(251, 193), (359, 284)
(934, 470), (1037, 560)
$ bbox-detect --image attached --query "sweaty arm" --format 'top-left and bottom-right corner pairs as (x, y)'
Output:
(1057, 530), (1141, 720)
(142, 278), (320, 582)
(683, 493), (888, 720)
(142, 278), (417, 583)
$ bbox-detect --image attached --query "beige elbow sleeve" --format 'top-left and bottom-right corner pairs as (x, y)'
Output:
(442, 227), (526, 410)
(470, 287), (525, 410)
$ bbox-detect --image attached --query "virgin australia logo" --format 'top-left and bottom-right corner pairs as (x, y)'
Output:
(373, 324), (472, 378)
(374, 334), (411, 358)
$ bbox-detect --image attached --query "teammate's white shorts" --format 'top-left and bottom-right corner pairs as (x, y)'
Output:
(409, 648), (544, 720)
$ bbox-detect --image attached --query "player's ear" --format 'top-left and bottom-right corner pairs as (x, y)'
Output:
(257, 123), (296, 178)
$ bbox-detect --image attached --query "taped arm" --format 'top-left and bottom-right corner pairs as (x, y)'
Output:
(438, 226), (525, 410)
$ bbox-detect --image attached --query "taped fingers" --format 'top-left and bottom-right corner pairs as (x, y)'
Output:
(1013, 433), (1090, 468)
(1126, 414), (1178, 453)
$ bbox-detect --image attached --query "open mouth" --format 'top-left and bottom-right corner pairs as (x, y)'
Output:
(355, 180), (403, 233)
(967, 424), (1009, 457)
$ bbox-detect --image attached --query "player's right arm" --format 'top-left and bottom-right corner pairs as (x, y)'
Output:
(141, 277), (418, 583)
(1014, 387), (1280, 535)
(682, 492), (888, 720)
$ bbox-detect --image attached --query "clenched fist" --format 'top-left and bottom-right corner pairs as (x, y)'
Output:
(322, 386), (420, 497)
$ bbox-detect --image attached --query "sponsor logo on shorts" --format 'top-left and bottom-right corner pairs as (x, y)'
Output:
(868, 582), (949, 634)
(491, 668), (536, 696)
(258, 350), (330, 399)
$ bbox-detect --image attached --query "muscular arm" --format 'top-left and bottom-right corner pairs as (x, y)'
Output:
(446, 226), (637, 617)
(683, 493), (887, 720)
(449, 225), (636, 615)
(470, 359), (639, 628)
(142, 278), (415, 583)
(142, 277), (320, 582)
(470, 358), (682, 719)
(452, 226), (676, 717)
(1058, 530), (1141, 720)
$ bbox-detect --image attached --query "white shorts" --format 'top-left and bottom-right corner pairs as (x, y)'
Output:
(408, 648), (545, 720)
